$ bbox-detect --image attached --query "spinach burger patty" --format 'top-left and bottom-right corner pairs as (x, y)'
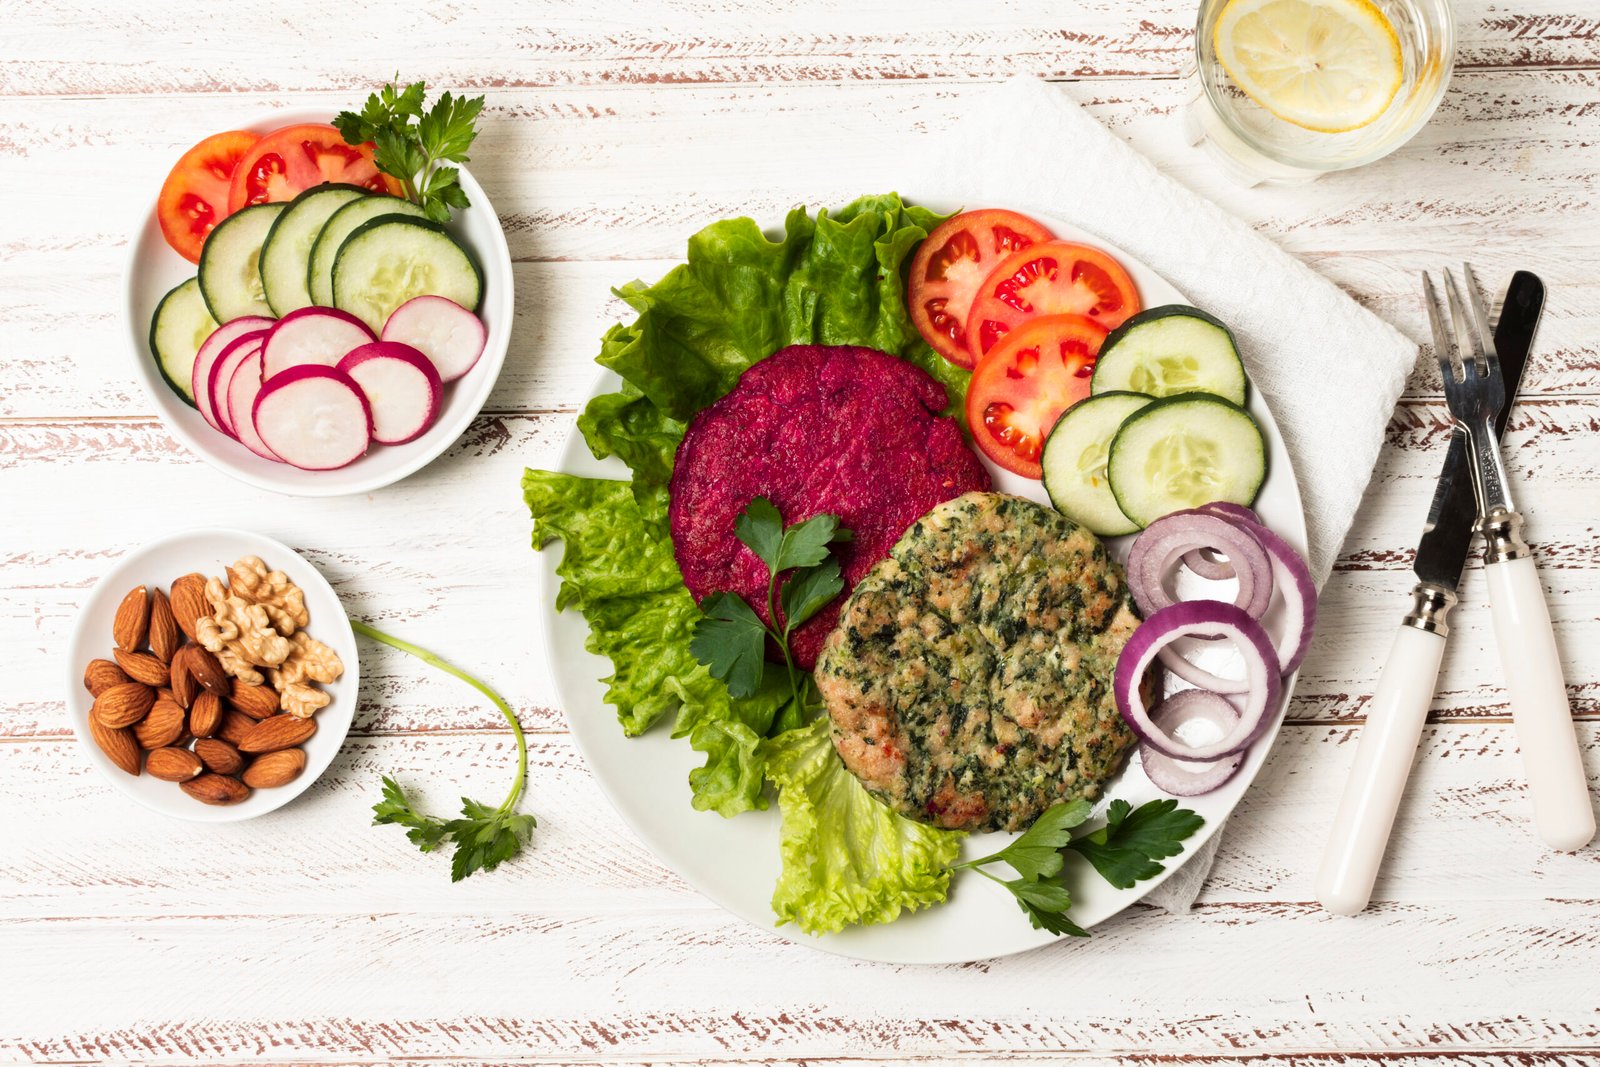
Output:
(816, 491), (1140, 832)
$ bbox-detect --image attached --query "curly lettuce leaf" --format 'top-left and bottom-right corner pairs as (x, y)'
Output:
(579, 193), (963, 525)
(762, 716), (963, 935)
(523, 469), (783, 816)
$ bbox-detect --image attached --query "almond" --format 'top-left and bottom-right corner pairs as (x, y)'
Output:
(89, 716), (142, 775)
(148, 588), (181, 664)
(170, 573), (208, 641)
(91, 682), (155, 728)
(228, 678), (280, 720)
(112, 585), (149, 652)
(83, 659), (130, 696)
(169, 646), (199, 708)
(180, 773), (250, 805)
(194, 737), (245, 775)
(217, 709), (257, 747)
(134, 699), (186, 750)
(189, 690), (223, 738)
(113, 648), (169, 688)
(146, 746), (203, 782)
(237, 714), (316, 754)
(187, 645), (230, 697)
(242, 747), (307, 789)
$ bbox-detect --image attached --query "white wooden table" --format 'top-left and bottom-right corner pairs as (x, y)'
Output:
(4, 2), (1598, 1062)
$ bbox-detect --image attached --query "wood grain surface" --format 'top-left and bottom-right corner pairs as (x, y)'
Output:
(3, 0), (1598, 1062)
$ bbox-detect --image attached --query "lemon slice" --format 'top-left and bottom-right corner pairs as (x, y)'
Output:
(1214, 0), (1404, 133)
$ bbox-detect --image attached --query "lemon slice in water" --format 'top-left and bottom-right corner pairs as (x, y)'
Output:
(1214, 0), (1404, 133)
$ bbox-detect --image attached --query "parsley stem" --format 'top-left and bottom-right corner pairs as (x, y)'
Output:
(351, 619), (528, 813)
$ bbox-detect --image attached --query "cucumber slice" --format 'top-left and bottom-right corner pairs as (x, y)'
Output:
(1107, 392), (1266, 528)
(1041, 391), (1155, 536)
(1092, 305), (1247, 406)
(332, 217), (481, 334)
(198, 202), (285, 322)
(148, 277), (218, 406)
(307, 195), (426, 308)
(260, 184), (369, 317)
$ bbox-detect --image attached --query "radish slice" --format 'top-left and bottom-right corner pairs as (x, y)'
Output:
(335, 342), (443, 445)
(192, 318), (271, 433)
(1115, 601), (1281, 761)
(381, 295), (487, 382)
(261, 306), (375, 380)
(226, 349), (279, 462)
(1139, 690), (1247, 795)
(252, 365), (373, 470)
(207, 334), (264, 439)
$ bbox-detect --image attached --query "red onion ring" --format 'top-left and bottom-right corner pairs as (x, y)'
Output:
(1231, 517), (1318, 673)
(1115, 601), (1282, 761)
(1127, 512), (1273, 621)
(1179, 503), (1264, 580)
(1139, 690), (1247, 795)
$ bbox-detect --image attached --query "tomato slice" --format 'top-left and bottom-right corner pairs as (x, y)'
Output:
(227, 124), (401, 212)
(964, 241), (1140, 364)
(965, 314), (1109, 479)
(157, 131), (261, 263)
(908, 208), (1054, 369)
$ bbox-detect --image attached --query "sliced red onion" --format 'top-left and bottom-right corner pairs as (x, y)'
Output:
(1139, 690), (1247, 795)
(1128, 512), (1273, 620)
(1200, 501), (1261, 524)
(1180, 503), (1263, 580)
(1116, 601), (1282, 761)
(1232, 517), (1318, 673)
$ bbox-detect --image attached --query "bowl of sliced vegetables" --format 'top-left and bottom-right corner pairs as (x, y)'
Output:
(125, 90), (512, 497)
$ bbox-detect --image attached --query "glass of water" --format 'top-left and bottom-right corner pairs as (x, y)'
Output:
(1185, 0), (1454, 185)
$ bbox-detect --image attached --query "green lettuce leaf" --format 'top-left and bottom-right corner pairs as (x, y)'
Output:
(762, 716), (963, 936)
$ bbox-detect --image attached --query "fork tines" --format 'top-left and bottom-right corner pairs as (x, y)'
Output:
(1421, 264), (1504, 409)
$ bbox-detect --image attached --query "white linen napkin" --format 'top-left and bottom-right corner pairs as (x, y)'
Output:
(928, 77), (1416, 911)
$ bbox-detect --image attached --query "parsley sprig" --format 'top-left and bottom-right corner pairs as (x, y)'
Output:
(355, 620), (536, 881)
(334, 78), (485, 223)
(690, 497), (851, 734)
(951, 798), (1204, 936)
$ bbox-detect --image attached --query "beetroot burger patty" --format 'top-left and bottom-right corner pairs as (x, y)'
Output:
(669, 344), (991, 670)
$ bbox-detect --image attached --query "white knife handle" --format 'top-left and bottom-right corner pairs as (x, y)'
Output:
(1317, 590), (1452, 917)
(1484, 551), (1595, 851)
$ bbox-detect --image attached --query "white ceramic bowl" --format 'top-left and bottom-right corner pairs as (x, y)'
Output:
(124, 111), (513, 497)
(65, 528), (359, 822)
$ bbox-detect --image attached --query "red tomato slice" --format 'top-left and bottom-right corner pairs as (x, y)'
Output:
(908, 208), (1054, 369)
(964, 241), (1140, 365)
(157, 131), (261, 263)
(965, 314), (1109, 479)
(227, 124), (401, 212)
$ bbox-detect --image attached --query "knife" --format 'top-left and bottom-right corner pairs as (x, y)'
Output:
(1315, 270), (1545, 916)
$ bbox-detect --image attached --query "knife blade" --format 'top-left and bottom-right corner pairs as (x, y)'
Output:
(1413, 270), (1545, 589)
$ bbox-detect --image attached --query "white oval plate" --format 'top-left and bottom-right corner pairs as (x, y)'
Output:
(66, 527), (359, 822)
(124, 111), (513, 497)
(538, 207), (1307, 962)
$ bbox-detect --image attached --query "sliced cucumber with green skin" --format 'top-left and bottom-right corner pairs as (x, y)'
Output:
(198, 202), (284, 322)
(333, 216), (482, 333)
(1092, 305), (1248, 406)
(260, 183), (369, 317)
(1042, 391), (1155, 537)
(149, 277), (219, 406)
(1107, 392), (1266, 529)
(307, 195), (426, 308)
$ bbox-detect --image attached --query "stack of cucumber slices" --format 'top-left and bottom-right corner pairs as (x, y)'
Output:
(1041, 306), (1266, 536)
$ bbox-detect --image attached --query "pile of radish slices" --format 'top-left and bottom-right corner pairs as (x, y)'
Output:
(1113, 502), (1318, 796)
(192, 295), (485, 470)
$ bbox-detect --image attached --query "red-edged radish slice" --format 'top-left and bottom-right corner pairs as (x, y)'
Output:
(261, 306), (375, 380)
(226, 348), (279, 462)
(252, 365), (373, 471)
(192, 318), (271, 433)
(207, 334), (264, 439)
(335, 342), (443, 445)
(381, 295), (486, 382)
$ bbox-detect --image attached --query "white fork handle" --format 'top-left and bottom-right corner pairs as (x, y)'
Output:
(1316, 624), (1445, 916)
(1485, 555), (1595, 851)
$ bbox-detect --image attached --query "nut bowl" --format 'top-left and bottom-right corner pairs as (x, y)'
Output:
(65, 527), (358, 822)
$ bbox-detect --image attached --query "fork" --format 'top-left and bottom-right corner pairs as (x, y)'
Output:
(1425, 264), (1594, 851)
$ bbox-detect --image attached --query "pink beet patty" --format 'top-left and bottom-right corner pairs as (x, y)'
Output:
(669, 344), (992, 670)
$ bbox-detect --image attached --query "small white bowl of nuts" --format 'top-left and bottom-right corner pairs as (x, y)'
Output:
(66, 528), (359, 822)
